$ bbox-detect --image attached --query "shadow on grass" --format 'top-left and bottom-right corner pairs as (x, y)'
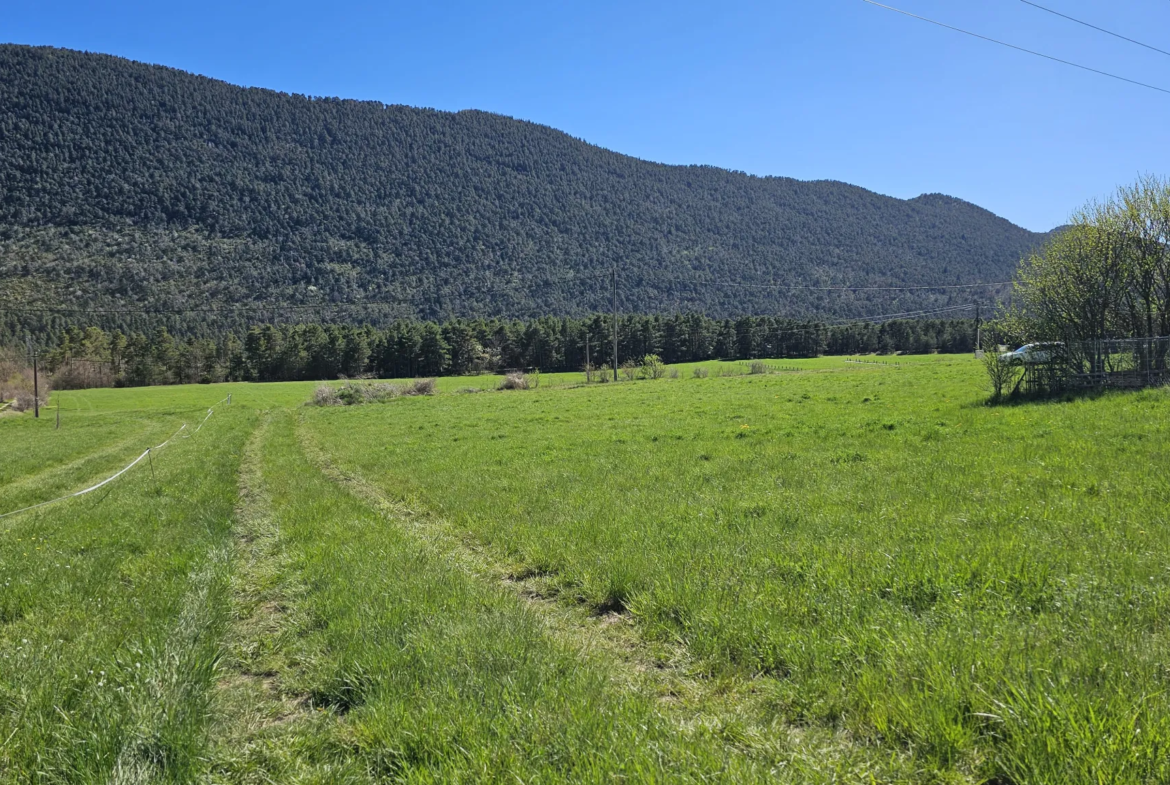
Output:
(964, 384), (1168, 409)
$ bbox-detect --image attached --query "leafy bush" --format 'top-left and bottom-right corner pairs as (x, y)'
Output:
(639, 354), (665, 380)
(335, 384), (366, 406)
(620, 360), (638, 382)
(981, 342), (1022, 402)
(693, 367), (709, 379)
(749, 361), (768, 375)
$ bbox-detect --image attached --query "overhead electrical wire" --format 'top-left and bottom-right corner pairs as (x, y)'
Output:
(648, 276), (1009, 292)
(734, 304), (977, 341)
(0, 271), (614, 316)
(792, 303), (975, 328)
(0, 275), (1008, 317)
(861, 0), (1170, 95)
(1019, 0), (1170, 59)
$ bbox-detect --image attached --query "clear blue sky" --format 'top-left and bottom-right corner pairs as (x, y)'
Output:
(5, 0), (1169, 231)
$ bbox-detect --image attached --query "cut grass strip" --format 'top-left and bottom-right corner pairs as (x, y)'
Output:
(203, 414), (330, 784)
(0, 427), (160, 514)
(0, 413), (157, 488)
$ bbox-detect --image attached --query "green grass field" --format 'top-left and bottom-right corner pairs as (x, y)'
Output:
(1, 356), (1167, 783)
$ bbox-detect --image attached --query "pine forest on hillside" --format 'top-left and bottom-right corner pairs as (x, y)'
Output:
(0, 44), (1049, 336)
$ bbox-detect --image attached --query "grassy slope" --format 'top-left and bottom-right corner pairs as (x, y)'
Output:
(2, 357), (1168, 783)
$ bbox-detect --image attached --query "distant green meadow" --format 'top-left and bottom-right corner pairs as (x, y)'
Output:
(1, 356), (1167, 783)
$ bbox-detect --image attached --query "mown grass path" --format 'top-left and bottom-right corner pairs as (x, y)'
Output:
(204, 413), (326, 783)
(0, 429), (157, 516)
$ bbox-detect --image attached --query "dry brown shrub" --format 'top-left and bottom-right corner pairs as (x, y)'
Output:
(313, 384), (342, 406)
(498, 372), (529, 391)
(0, 350), (50, 411)
(406, 378), (436, 396)
(52, 361), (114, 390)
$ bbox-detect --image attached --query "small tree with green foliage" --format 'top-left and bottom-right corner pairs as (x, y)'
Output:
(981, 339), (1021, 402)
(639, 354), (665, 379)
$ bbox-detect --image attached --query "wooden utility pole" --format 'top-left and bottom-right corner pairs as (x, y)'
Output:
(611, 267), (619, 381)
(32, 351), (39, 419)
(975, 302), (983, 357)
(585, 333), (591, 380)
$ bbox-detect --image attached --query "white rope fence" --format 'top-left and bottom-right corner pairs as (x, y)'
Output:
(0, 394), (232, 522)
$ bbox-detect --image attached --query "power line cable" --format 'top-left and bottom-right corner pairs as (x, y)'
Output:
(1019, 0), (1170, 59)
(0, 271), (614, 316)
(0, 274), (1005, 317)
(733, 304), (977, 341)
(650, 275), (1009, 292)
(861, 0), (1170, 95)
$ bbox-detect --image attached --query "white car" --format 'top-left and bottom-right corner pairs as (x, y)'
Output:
(998, 343), (1061, 366)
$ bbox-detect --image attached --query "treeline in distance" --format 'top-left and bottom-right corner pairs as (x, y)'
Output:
(23, 314), (979, 388)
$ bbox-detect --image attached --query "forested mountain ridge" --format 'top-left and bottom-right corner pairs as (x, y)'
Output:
(0, 44), (1050, 329)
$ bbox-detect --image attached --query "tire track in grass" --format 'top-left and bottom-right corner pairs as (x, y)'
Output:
(110, 544), (233, 785)
(294, 419), (675, 692)
(230, 412), (769, 782)
(293, 416), (865, 772)
(222, 410), (910, 781)
(282, 417), (787, 781)
(202, 414), (319, 782)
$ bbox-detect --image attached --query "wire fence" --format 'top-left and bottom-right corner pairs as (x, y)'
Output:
(1021, 338), (1170, 395)
(0, 394), (232, 523)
